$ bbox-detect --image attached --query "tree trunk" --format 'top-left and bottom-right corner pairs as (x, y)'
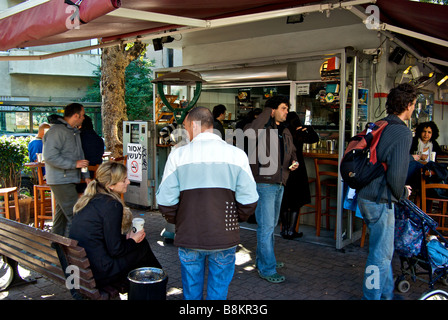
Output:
(101, 42), (146, 158)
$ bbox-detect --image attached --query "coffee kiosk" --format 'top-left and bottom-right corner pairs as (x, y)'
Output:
(151, 5), (446, 249)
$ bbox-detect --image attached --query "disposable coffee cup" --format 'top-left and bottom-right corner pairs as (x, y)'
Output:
(430, 152), (436, 162)
(36, 153), (43, 163)
(81, 167), (88, 173)
(132, 218), (145, 233)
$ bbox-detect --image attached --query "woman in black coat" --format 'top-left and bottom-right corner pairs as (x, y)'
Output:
(69, 161), (161, 288)
(76, 115), (105, 193)
(80, 115), (104, 166)
(280, 112), (319, 239)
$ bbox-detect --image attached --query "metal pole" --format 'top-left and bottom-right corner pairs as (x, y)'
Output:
(351, 55), (358, 137)
(346, 55), (358, 243)
(336, 49), (346, 250)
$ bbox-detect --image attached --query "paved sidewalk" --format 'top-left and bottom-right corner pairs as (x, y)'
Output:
(1, 208), (446, 301)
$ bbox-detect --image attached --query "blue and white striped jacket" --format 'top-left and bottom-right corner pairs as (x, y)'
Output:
(156, 132), (258, 250)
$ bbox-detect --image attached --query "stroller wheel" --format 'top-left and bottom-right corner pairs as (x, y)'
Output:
(420, 290), (448, 300)
(440, 275), (448, 286)
(0, 257), (14, 291)
(397, 280), (410, 293)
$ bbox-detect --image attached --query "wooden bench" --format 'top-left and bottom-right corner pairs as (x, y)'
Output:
(0, 217), (127, 300)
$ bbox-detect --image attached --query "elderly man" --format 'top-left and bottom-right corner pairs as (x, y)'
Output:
(28, 122), (50, 162)
(156, 106), (258, 300)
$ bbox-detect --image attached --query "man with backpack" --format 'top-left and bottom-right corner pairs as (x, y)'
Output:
(356, 83), (415, 300)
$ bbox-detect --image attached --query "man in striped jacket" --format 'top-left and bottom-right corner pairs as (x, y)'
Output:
(156, 107), (258, 300)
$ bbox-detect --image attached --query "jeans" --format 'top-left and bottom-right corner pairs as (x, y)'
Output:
(357, 197), (395, 300)
(178, 246), (236, 300)
(255, 183), (284, 277)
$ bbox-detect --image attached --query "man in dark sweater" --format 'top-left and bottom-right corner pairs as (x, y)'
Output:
(357, 83), (416, 300)
(212, 104), (226, 139)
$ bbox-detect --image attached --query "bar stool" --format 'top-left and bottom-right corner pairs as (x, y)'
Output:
(0, 187), (20, 221)
(314, 158), (339, 236)
(295, 177), (318, 233)
(420, 169), (448, 233)
(343, 190), (368, 247)
(34, 184), (52, 229)
(33, 165), (53, 229)
(360, 221), (367, 248)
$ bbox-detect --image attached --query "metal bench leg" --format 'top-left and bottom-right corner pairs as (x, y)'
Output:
(1, 256), (37, 290)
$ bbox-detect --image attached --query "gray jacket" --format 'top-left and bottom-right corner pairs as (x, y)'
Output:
(43, 118), (88, 185)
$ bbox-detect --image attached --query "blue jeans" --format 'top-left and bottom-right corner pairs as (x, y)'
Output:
(255, 183), (284, 277)
(178, 247), (236, 300)
(357, 197), (395, 300)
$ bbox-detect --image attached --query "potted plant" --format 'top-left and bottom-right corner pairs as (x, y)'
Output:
(0, 135), (34, 223)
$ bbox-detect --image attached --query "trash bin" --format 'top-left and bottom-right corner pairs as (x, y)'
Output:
(127, 267), (168, 300)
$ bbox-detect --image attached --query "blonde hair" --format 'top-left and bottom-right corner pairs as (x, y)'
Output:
(73, 161), (133, 234)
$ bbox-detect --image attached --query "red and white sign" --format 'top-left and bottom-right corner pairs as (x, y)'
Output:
(127, 143), (142, 181)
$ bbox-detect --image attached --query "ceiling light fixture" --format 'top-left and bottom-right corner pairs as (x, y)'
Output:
(403, 66), (412, 74)
(152, 36), (175, 51)
(286, 14), (304, 24)
(437, 75), (448, 86)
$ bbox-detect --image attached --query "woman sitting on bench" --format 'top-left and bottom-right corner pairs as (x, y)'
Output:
(70, 161), (162, 288)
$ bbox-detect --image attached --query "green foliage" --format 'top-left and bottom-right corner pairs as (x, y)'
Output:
(83, 67), (102, 103)
(125, 59), (154, 120)
(82, 59), (155, 121)
(0, 135), (31, 188)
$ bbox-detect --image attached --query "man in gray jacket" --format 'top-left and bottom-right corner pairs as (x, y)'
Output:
(43, 103), (90, 236)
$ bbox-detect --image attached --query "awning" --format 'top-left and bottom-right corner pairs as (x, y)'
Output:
(0, 0), (318, 50)
(0, 0), (447, 71)
(366, 0), (448, 69)
(0, 0), (121, 50)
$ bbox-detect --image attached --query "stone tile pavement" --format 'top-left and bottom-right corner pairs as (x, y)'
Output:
(1, 208), (447, 302)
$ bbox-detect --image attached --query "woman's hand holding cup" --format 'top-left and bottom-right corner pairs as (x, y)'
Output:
(129, 230), (146, 243)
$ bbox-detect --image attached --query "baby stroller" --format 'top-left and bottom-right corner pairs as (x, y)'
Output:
(394, 199), (448, 293)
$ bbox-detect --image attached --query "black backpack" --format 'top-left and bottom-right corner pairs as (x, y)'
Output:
(340, 120), (389, 191)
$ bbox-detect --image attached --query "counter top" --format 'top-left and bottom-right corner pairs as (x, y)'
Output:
(303, 149), (338, 159)
(24, 161), (44, 167)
